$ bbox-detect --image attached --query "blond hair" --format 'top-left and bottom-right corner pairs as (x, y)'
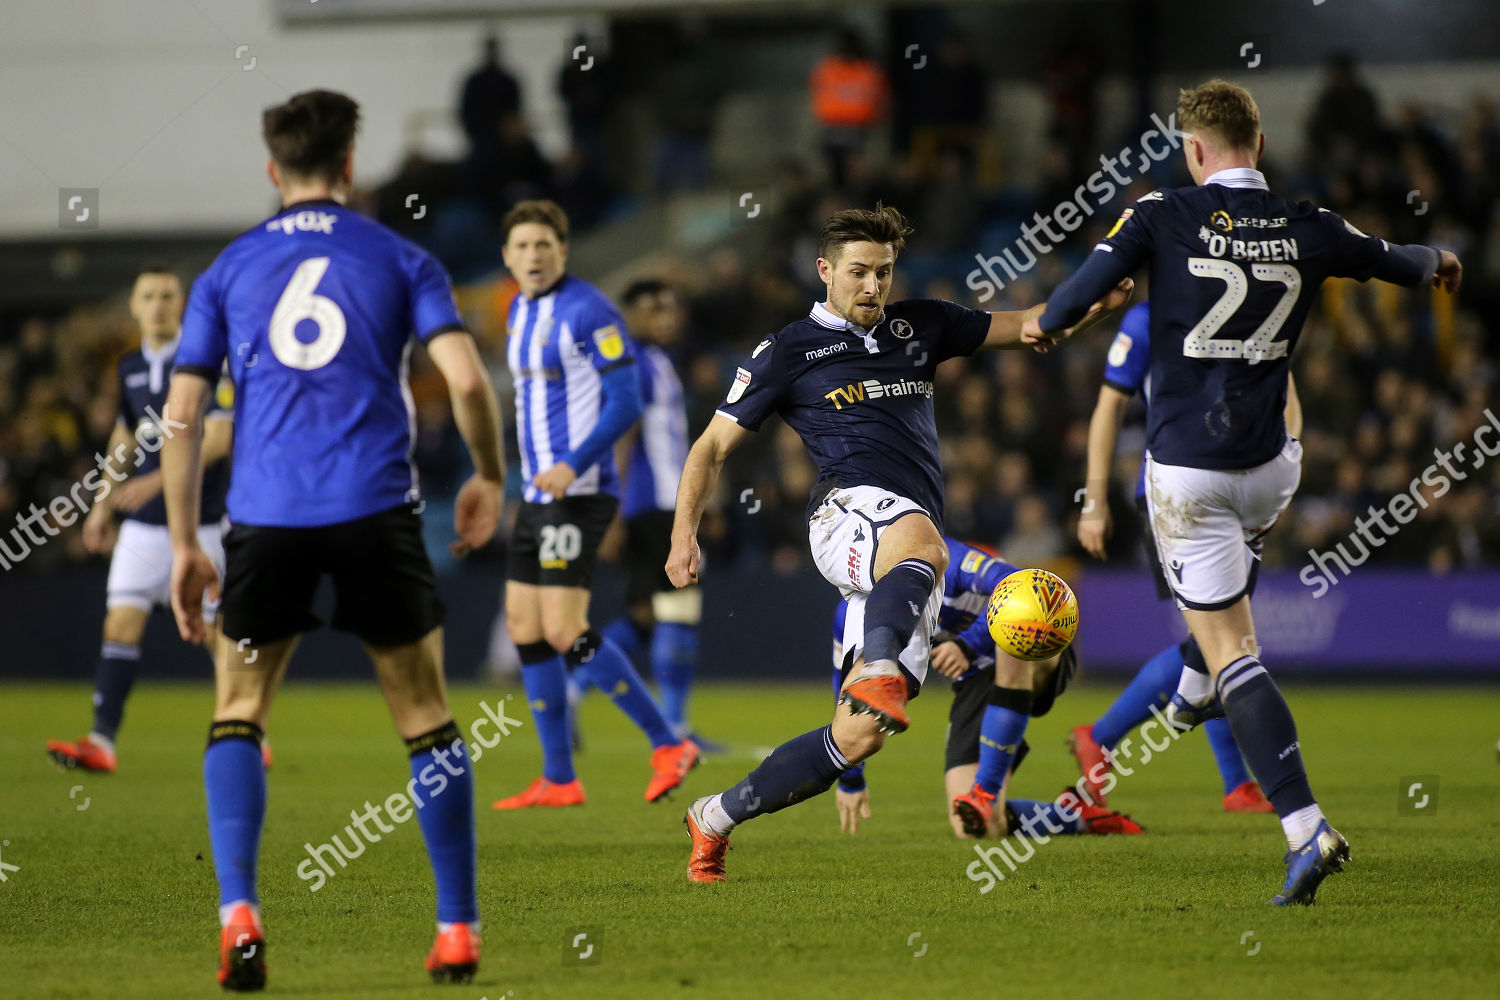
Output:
(1178, 79), (1261, 152)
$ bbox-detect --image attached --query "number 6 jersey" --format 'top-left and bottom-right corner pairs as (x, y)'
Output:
(175, 198), (466, 527)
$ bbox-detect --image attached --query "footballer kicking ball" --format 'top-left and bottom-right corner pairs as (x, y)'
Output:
(986, 569), (1079, 661)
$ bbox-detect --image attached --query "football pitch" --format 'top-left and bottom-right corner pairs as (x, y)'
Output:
(2, 680), (1496, 999)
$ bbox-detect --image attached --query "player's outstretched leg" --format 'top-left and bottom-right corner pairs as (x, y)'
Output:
(1010, 791), (1145, 836)
(1189, 605), (1348, 905)
(684, 701), (879, 882)
(1069, 641), (1183, 803)
(568, 629), (699, 801)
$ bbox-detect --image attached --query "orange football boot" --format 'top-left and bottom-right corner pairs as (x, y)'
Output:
(1065, 724), (1110, 806)
(1058, 788), (1144, 835)
(425, 922), (480, 984)
(840, 674), (910, 734)
(952, 783), (998, 838)
(46, 735), (117, 773)
(216, 903), (267, 992)
(684, 797), (731, 883)
(492, 776), (586, 810)
(260, 739), (273, 770)
(1223, 780), (1275, 813)
(645, 740), (700, 802)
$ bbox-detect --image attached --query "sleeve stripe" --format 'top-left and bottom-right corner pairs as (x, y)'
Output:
(171, 364), (219, 381)
(713, 409), (741, 424)
(599, 356), (636, 375)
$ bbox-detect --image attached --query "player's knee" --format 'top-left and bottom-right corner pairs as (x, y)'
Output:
(832, 716), (886, 762)
(102, 607), (146, 646)
(544, 625), (585, 655)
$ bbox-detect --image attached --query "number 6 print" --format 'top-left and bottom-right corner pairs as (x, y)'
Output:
(269, 257), (348, 370)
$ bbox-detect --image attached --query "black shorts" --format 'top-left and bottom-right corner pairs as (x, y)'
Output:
(1137, 494), (1174, 601)
(623, 509), (675, 605)
(220, 502), (444, 647)
(945, 665), (1031, 774)
(506, 496), (618, 588)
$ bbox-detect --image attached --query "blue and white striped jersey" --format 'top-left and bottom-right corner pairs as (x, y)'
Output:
(622, 344), (688, 519)
(506, 275), (636, 504)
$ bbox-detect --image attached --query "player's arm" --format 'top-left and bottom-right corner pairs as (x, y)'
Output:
(427, 330), (506, 557)
(1284, 373), (1303, 440)
(666, 414), (751, 588)
(1079, 385), (1130, 560)
(1025, 195), (1162, 344)
(985, 279), (1135, 352)
(1321, 210), (1461, 292)
(161, 371), (220, 643)
(81, 420), (136, 553)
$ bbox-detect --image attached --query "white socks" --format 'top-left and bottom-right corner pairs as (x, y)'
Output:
(701, 794), (736, 836)
(1175, 665), (1215, 707)
(1280, 804), (1326, 849)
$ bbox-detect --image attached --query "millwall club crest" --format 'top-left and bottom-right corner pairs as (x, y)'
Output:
(890, 318), (915, 340)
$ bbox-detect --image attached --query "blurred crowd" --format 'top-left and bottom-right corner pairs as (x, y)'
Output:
(2, 39), (1497, 580)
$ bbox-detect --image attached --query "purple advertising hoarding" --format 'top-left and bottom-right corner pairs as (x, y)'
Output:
(1074, 570), (1500, 674)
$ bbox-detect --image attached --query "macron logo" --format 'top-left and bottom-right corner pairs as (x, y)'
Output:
(805, 342), (849, 360)
(266, 211), (338, 236)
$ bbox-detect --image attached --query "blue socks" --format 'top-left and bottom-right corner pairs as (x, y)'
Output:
(1217, 656), (1316, 817)
(723, 725), (851, 822)
(518, 641), (576, 784)
(204, 721), (267, 908)
(1204, 718), (1251, 793)
(863, 558), (936, 666)
(602, 616), (649, 660)
(1091, 641), (1182, 749)
(976, 688), (1032, 795)
(1008, 798), (1082, 835)
(570, 630), (677, 749)
(650, 622), (697, 731)
(406, 723), (478, 925)
(91, 641), (141, 742)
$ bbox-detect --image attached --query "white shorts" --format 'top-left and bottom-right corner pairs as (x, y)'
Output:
(1145, 438), (1301, 610)
(106, 519), (225, 622)
(809, 485), (944, 687)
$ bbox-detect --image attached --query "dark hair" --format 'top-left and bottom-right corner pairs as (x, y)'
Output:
(818, 203), (913, 263)
(502, 199), (570, 243)
(262, 89), (361, 184)
(622, 278), (672, 307)
(134, 261), (178, 282)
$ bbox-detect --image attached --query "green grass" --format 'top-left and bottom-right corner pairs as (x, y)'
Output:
(2, 680), (1497, 999)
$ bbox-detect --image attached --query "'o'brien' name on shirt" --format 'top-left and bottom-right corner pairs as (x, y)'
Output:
(823, 376), (935, 410)
(1196, 226), (1300, 262)
(266, 211), (338, 236)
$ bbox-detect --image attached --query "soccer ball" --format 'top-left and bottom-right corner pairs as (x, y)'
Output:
(985, 569), (1079, 661)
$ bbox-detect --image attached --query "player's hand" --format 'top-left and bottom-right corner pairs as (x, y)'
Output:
(930, 641), (971, 680)
(665, 535), (701, 587)
(451, 474), (503, 558)
(1433, 250), (1463, 294)
(81, 504), (117, 554)
(836, 787), (871, 834)
(109, 472), (161, 514)
(1064, 278), (1136, 342)
(170, 543), (220, 644)
(1018, 304), (1056, 352)
(1077, 503), (1113, 560)
(532, 462), (577, 500)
